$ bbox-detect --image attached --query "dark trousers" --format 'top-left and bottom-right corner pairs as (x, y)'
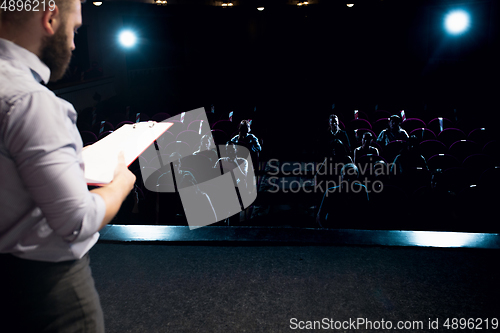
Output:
(0, 253), (104, 333)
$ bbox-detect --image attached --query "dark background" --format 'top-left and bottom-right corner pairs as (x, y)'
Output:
(74, 0), (499, 155)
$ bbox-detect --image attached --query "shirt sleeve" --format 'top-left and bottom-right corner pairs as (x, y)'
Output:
(376, 130), (387, 146)
(341, 131), (351, 152)
(4, 91), (105, 242)
(249, 134), (262, 152)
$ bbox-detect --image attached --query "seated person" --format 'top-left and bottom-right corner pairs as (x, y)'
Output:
(390, 135), (428, 175)
(213, 142), (250, 225)
(316, 163), (369, 228)
(156, 152), (196, 192)
(230, 120), (261, 153)
(214, 142), (249, 188)
(194, 134), (219, 163)
(315, 139), (353, 187)
(376, 115), (409, 147)
(231, 120), (261, 171)
(353, 132), (379, 164)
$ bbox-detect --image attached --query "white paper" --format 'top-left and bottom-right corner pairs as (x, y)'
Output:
(82, 121), (172, 185)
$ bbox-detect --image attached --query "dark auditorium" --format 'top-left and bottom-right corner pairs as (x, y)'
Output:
(0, 0), (499, 332)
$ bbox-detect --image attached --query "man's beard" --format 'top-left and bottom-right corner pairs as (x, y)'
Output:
(40, 23), (72, 82)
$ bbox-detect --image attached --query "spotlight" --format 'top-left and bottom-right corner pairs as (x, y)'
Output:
(257, 7), (264, 11)
(118, 30), (137, 48)
(445, 10), (470, 35)
(346, 3), (354, 7)
(93, 1), (102, 6)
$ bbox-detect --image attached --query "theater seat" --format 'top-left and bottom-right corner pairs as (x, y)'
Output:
(437, 128), (466, 148)
(97, 130), (113, 140)
(211, 129), (229, 145)
(427, 154), (460, 172)
(382, 140), (405, 163)
(162, 141), (192, 158)
(80, 131), (97, 146)
(461, 154), (495, 182)
(448, 140), (480, 163)
(482, 140), (499, 163)
(401, 118), (426, 134)
(372, 118), (389, 136)
(176, 130), (202, 150)
(427, 117), (453, 135)
(409, 128), (436, 143)
(467, 128), (491, 148)
(347, 118), (372, 131)
(212, 120), (235, 135)
(116, 121), (134, 129)
(419, 140), (447, 160)
(187, 119), (210, 136)
(372, 110), (391, 121)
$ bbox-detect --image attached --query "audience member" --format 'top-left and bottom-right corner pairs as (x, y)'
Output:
(327, 114), (351, 155)
(214, 142), (249, 189)
(194, 134), (219, 163)
(316, 163), (369, 228)
(390, 135), (428, 175)
(214, 142), (249, 225)
(376, 115), (409, 147)
(230, 120), (262, 153)
(157, 152), (197, 191)
(230, 119), (261, 171)
(353, 132), (379, 164)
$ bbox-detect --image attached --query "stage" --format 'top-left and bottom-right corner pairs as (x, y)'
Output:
(90, 226), (499, 332)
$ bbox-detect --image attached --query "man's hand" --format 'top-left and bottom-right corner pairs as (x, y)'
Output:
(113, 151), (135, 192)
(90, 151), (136, 229)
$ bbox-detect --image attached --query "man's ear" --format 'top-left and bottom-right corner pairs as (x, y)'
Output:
(41, 5), (60, 36)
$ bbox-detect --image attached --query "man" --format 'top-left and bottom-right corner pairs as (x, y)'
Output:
(353, 131), (379, 164)
(376, 114), (409, 147)
(327, 114), (351, 155)
(230, 119), (262, 153)
(316, 163), (369, 228)
(0, 1), (136, 332)
(214, 142), (249, 186)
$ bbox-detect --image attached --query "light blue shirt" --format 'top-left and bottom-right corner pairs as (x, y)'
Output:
(0, 38), (106, 262)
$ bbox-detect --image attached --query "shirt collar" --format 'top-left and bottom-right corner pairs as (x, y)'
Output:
(0, 38), (51, 84)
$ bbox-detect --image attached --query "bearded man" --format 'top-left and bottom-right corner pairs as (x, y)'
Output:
(0, 1), (136, 332)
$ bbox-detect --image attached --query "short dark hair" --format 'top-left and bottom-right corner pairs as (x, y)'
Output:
(389, 115), (402, 124)
(239, 119), (250, 132)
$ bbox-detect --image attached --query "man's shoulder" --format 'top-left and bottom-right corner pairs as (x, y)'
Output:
(0, 59), (50, 104)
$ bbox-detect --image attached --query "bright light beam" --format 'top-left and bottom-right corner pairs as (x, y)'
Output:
(119, 30), (137, 48)
(444, 10), (470, 35)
